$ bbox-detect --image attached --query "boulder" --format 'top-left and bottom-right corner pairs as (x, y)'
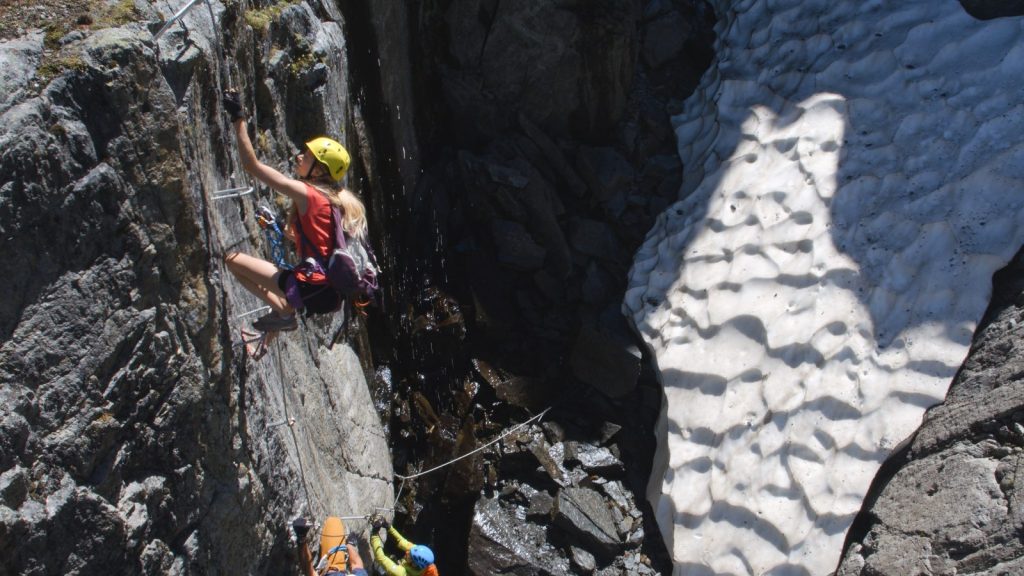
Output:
(0, 32), (42, 114)
(468, 496), (572, 575)
(554, 486), (623, 559)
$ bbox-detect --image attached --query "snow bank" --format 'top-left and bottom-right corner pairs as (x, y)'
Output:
(624, 1), (1024, 574)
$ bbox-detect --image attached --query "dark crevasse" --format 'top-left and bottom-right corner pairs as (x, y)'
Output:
(338, 0), (716, 573)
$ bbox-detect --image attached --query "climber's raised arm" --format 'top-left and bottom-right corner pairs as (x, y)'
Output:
(222, 90), (308, 212)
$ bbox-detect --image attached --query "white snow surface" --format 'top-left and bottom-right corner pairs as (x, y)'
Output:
(624, 1), (1024, 574)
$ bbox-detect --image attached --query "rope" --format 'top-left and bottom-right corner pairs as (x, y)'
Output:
(394, 407), (552, 480)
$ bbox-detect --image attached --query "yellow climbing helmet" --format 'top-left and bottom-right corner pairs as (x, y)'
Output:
(305, 136), (351, 182)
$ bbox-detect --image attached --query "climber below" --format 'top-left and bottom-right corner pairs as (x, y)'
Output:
(369, 514), (439, 576)
(220, 89), (369, 357)
(293, 517), (368, 576)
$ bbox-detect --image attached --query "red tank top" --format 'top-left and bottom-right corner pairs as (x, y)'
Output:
(292, 184), (333, 284)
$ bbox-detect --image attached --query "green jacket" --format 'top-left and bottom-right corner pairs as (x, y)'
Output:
(370, 526), (426, 576)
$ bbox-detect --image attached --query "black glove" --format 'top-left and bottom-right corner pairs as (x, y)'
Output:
(222, 89), (246, 121)
(370, 514), (389, 531)
(292, 518), (312, 542)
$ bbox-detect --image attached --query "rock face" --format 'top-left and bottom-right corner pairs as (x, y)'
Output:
(0, 5), (394, 574)
(838, 249), (1024, 574)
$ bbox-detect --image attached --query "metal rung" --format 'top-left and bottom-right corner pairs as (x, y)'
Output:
(268, 417), (296, 429)
(212, 186), (254, 200)
(236, 305), (272, 319)
(153, 0), (204, 41)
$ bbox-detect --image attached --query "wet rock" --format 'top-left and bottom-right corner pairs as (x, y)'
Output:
(491, 220), (546, 270)
(576, 146), (635, 204)
(473, 359), (550, 410)
(554, 486), (623, 559)
(531, 441), (570, 487)
(565, 442), (625, 476)
(569, 326), (642, 398)
(468, 496), (572, 576)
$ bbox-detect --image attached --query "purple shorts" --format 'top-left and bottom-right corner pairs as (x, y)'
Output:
(277, 270), (341, 315)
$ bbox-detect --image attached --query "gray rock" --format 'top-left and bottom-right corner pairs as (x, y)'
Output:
(597, 479), (633, 513)
(468, 496), (572, 575)
(565, 442), (625, 476)
(0, 32), (42, 115)
(0, 467), (28, 509)
(571, 545), (598, 572)
(554, 486), (623, 559)
(531, 440), (569, 487)
(526, 490), (555, 519)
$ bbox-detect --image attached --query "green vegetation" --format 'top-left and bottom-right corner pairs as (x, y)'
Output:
(43, 23), (68, 50)
(244, 0), (298, 31)
(36, 54), (88, 83)
(32, 0), (139, 85)
(93, 0), (140, 28)
(286, 35), (323, 77)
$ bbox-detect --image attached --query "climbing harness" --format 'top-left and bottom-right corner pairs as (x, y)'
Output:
(256, 205), (292, 270)
(211, 186), (254, 200)
(152, 0), (204, 41)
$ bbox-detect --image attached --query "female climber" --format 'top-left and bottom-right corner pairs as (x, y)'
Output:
(221, 89), (368, 357)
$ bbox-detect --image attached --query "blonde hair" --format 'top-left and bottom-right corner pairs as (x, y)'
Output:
(293, 170), (368, 240)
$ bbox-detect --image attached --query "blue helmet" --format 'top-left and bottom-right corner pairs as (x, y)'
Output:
(409, 545), (434, 569)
